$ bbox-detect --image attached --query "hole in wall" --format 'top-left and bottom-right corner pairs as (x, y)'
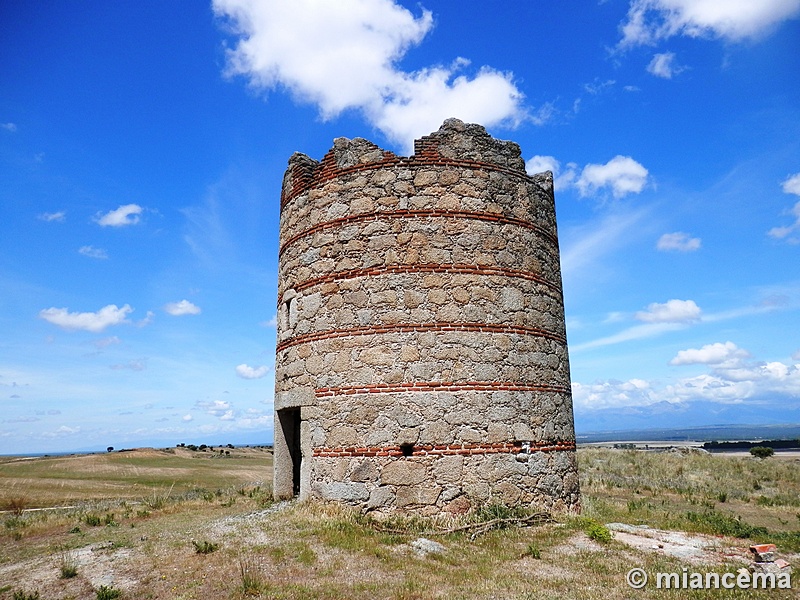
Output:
(400, 443), (414, 457)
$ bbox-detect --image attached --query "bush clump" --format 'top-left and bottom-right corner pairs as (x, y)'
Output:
(750, 446), (775, 459)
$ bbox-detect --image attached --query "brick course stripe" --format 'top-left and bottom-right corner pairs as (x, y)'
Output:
(314, 381), (570, 397)
(281, 155), (537, 209)
(279, 263), (561, 305)
(276, 322), (566, 353)
(311, 440), (576, 458)
(278, 209), (557, 257)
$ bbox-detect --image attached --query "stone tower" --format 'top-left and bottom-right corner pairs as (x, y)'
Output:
(273, 119), (579, 513)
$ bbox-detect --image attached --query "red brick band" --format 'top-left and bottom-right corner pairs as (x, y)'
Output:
(281, 154), (536, 209)
(276, 322), (566, 353)
(312, 440), (576, 458)
(279, 263), (561, 305)
(278, 209), (557, 258)
(315, 381), (570, 397)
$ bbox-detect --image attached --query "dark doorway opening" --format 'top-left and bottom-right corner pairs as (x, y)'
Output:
(278, 408), (302, 496)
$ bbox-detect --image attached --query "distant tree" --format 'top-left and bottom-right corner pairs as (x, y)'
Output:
(107, 447), (114, 453)
(226, 443), (234, 449)
(750, 446), (774, 459)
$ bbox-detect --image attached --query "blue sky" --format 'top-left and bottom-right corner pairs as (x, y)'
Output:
(1, 1), (799, 453)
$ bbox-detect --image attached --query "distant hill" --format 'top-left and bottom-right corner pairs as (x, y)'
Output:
(578, 423), (800, 443)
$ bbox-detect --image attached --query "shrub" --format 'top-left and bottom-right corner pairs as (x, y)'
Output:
(750, 446), (775, 459)
(522, 543), (542, 559)
(192, 540), (219, 554)
(13, 591), (40, 600)
(586, 522), (613, 543)
(96, 585), (121, 600)
(239, 556), (265, 596)
(5, 497), (28, 516)
(59, 549), (78, 579)
(84, 514), (102, 526)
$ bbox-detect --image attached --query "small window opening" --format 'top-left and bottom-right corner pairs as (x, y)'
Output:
(400, 443), (414, 457)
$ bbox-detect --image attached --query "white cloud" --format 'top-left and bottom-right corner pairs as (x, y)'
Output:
(635, 299), (702, 323)
(95, 204), (143, 227)
(164, 300), (201, 316)
(619, 0), (800, 47)
(783, 172), (800, 196)
(41, 425), (81, 438)
(576, 156), (649, 198)
(197, 399), (233, 419)
(235, 364), (270, 379)
(657, 231), (701, 252)
(78, 245), (109, 259)
(769, 173), (800, 242)
(525, 155), (578, 192)
(1, 122), (17, 132)
(183, 414), (193, 422)
(212, 0), (526, 151)
(93, 336), (121, 349)
(260, 314), (278, 328)
(646, 52), (685, 78)
(560, 209), (647, 282)
(572, 378), (658, 410)
(527, 153), (650, 199)
(571, 322), (685, 352)
(525, 155), (559, 176)
(576, 353), (800, 409)
(670, 341), (749, 366)
(39, 304), (133, 332)
(38, 211), (66, 222)
(768, 200), (800, 242)
(109, 359), (147, 372)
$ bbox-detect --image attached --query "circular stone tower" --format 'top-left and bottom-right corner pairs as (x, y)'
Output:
(273, 119), (579, 514)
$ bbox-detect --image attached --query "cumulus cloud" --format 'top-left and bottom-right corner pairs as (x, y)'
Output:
(39, 304), (133, 332)
(38, 211), (66, 222)
(646, 52), (686, 78)
(197, 399), (235, 419)
(635, 299), (702, 323)
(235, 364), (270, 379)
(95, 204), (143, 227)
(78, 245), (109, 259)
(657, 231), (701, 252)
(670, 341), (749, 366)
(619, 0), (800, 47)
(576, 156), (649, 198)
(783, 172), (800, 196)
(212, 0), (526, 151)
(575, 352), (800, 409)
(164, 299), (201, 316)
(572, 378), (657, 410)
(769, 173), (800, 242)
(526, 154), (648, 199)
(183, 414), (193, 421)
(525, 155), (579, 192)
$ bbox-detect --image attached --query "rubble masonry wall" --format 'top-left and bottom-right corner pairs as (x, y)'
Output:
(273, 119), (579, 514)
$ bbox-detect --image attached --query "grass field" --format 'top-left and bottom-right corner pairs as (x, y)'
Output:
(0, 447), (271, 508)
(1, 446), (798, 599)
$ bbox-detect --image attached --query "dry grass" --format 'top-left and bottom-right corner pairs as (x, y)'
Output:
(0, 447), (798, 599)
